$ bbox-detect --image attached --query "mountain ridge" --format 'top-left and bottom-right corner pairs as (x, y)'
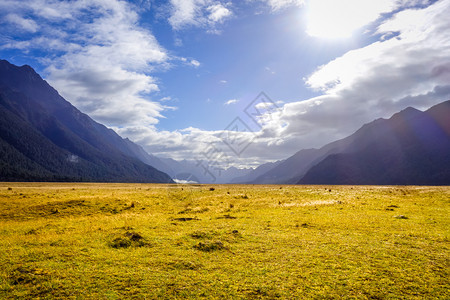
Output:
(235, 101), (450, 185)
(0, 59), (173, 183)
(297, 101), (450, 185)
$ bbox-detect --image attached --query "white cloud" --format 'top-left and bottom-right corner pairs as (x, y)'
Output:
(306, 0), (396, 38)
(174, 37), (183, 47)
(224, 99), (238, 105)
(48, 66), (163, 126)
(207, 3), (232, 22)
(255, 102), (276, 109)
(173, 178), (199, 184)
(306, 0), (450, 97)
(160, 96), (172, 102)
(305, 0), (436, 39)
(269, 0), (304, 10)
(27, 0), (73, 20)
(168, 0), (232, 30)
(265, 66), (276, 74)
(116, 125), (275, 169)
(168, 0), (199, 29)
(179, 57), (201, 68)
(190, 59), (201, 67)
(252, 0), (304, 11)
(5, 13), (39, 32)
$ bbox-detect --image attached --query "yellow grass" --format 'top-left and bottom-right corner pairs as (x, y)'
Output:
(0, 183), (449, 299)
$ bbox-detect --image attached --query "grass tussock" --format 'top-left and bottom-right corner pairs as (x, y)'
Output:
(109, 231), (150, 249)
(0, 183), (448, 299)
(193, 241), (227, 252)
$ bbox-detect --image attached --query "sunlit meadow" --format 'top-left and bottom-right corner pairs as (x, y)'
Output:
(0, 183), (448, 299)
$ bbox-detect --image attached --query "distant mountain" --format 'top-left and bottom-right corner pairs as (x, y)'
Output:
(0, 59), (173, 183)
(156, 157), (252, 184)
(298, 101), (450, 185)
(241, 101), (450, 185)
(230, 160), (282, 184)
(245, 149), (328, 184)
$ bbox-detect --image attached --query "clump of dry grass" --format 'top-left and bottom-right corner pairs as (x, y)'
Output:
(193, 241), (227, 252)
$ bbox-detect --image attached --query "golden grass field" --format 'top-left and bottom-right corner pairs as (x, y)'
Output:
(0, 183), (448, 299)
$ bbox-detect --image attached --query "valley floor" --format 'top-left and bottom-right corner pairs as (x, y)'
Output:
(0, 183), (448, 299)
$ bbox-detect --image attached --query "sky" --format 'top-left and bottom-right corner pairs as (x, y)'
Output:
(1, 0), (450, 173)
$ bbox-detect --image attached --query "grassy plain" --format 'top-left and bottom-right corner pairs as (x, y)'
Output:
(0, 183), (448, 299)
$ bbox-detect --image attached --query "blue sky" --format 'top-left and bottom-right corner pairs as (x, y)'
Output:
(153, 5), (366, 131)
(1, 0), (449, 169)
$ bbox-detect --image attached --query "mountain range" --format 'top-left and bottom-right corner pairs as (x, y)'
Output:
(236, 101), (450, 185)
(1, 59), (449, 185)
(0, 59), (172, 183)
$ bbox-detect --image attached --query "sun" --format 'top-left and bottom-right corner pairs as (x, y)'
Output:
(306, 0), (390, 39)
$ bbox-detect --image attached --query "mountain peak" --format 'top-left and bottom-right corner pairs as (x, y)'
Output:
(0, 59), (38, 75)
(19, 64), (38, 74)
(0, 59), (49, 91)
(390, 106), (422, 121)
(401, 106), (421, 113)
